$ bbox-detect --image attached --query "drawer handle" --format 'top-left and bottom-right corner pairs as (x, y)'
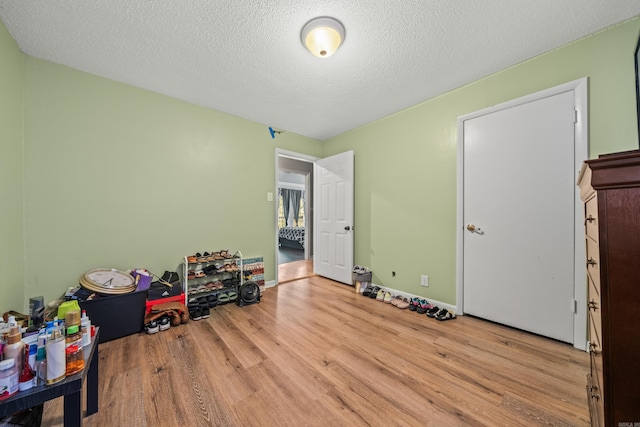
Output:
(588, 299), (599, 311)
(584, 214), (596, 225)
(590, 384), (601, 400)
(587, 258), (597, 267)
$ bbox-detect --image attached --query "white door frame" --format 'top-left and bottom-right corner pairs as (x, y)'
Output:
(274, 148), (319, 285)
(456, 78), (588, 350)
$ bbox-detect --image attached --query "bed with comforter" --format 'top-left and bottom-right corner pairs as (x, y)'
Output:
(278, 226), (305, 250)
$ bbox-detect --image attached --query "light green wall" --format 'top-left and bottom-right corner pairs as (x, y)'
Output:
(22, 58), (322, 305)
(4, 16), (640, 309)
(324, 17), (640, 304)
(0, 21), (25, 314)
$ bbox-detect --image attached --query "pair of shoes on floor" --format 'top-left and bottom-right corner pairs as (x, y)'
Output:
(145, 315), (171, 334)
(390, 295), (410, 309)
(189, 306), (210, 321)
(367, 286), (381, 299)
(424, 306), (456, 320)
(361, 285), (374, 297)
(188, 296), (211, 321)
(434, 308), (456, 321)
(416, 299), (434, 314)
(408, 297), (421, 311)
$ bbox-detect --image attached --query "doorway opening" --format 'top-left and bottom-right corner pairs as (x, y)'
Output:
(276, 150), (316, 284)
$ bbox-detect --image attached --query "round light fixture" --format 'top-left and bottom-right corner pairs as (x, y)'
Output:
(301, 17), (345, 58)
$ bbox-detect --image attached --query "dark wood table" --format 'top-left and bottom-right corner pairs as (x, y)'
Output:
(0, 327), (100, 426)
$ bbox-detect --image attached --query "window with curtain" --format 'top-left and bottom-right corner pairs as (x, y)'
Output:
(278, 189), (305, 228)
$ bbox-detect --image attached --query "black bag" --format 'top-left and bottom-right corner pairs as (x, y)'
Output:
(147, 271), (182, 300)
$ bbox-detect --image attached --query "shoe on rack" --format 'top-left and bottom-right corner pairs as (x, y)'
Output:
(189, 307), (202, 321)
(200, 307), (210, 319)
(218, 292), (230, 304)
(207, 294), (218, 308)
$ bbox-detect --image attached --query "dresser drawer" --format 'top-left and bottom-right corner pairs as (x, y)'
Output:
(586, 373), (603, 427)
(585, 196), (598, 241)
(589, 351), (605, 427)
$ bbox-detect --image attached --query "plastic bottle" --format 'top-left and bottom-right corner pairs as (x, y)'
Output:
(80, 310), (91, 348)
(46, 323), (66, 384)
(35, 334), (47, 384)
(0, 358), (19, 399)
(18, 345), (35, 391)
(64, 310), (84, 376)
(3, 327), (24, 370)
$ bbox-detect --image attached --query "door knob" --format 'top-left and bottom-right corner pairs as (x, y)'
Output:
(344, 226), (351, 231)
(467, 224), (477, 232)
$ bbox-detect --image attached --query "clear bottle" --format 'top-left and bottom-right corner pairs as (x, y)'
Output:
(80, 310), (91, 348)
(64, 310), (84, 376)
(35, 334), (47, 384)
(0, 358), (19, 399)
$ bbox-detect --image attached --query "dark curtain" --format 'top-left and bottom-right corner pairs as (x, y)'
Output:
(291, 190), (302, 226)
(280, 188), (291, 226)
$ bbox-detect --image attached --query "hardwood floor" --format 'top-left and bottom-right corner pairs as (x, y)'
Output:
(278, 259), (314, 283)
(41, 276), (590, 426)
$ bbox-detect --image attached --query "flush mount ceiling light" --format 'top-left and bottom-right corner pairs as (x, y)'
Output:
(301, 17), (345, 58)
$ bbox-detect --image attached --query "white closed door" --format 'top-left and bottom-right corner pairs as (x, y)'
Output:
(462, 91), (576, 343)
(314, 151), (354, 284)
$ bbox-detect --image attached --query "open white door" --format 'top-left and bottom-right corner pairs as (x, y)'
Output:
(314, 151), (354, 284)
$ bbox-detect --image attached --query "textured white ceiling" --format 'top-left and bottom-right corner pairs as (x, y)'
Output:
(1, 1), (639, 141)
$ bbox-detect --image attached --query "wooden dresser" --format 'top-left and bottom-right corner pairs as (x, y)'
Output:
(577, 150), (640, 427)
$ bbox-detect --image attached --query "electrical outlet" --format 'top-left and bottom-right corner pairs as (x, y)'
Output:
(421, 275), (429, 287)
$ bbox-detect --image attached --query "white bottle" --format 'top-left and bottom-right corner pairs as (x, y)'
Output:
(46, 324), (66, 384)
(3, 327), (24, 370)
(80, 310), (91, 347)
(0, 358), (19, 399)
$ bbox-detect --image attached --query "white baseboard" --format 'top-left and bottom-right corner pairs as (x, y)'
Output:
(360, 282), (458, 314)
(265, 280), (277, 288)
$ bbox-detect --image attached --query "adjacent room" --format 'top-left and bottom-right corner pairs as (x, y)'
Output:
(1, 1), (640, 426)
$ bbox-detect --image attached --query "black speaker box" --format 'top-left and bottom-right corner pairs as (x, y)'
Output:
(237, 281), (260, 307)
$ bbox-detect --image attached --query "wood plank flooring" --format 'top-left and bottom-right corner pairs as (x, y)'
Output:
(41, 276), (590, 426)
(278, 259), (314, 283)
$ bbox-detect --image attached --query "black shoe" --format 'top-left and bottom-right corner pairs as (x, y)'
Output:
(189, 308), (202, 321)
(207, 294), (218, 308)
(200, 307), (210, 319)
(426, 306), (441, 318)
